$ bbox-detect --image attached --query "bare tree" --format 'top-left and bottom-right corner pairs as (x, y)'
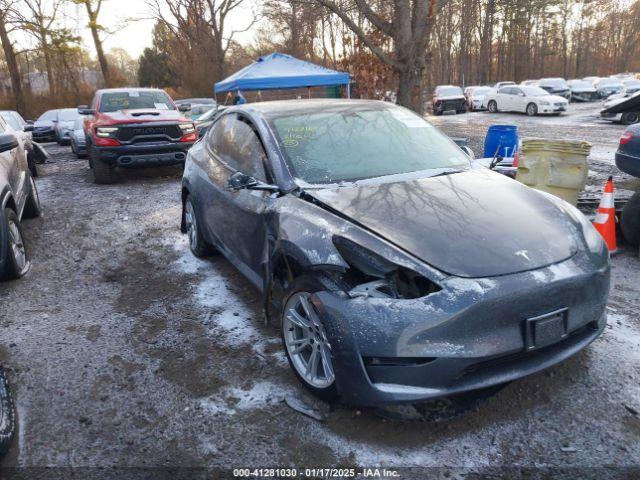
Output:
(74, 0), (112, 87)
(0, 0), (25, 111)
(303, 0), (439, 113)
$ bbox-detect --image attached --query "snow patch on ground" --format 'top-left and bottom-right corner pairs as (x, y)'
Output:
(199, 380), (294, 416)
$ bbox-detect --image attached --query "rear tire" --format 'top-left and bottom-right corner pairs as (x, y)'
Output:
(526, 103), (538, 116)
(0, 368), (16, 457)
(0, 208), (30, 280)
(184, 195), (214, 258)
(22, 175), (42, 219)
(621, 112), (640, 125)
(90, 149), (115, 184)
(488, 100), (498, 113)
(621, 192), (640, 247)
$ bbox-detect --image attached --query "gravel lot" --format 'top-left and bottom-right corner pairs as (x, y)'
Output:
(0, 102), (639, 478)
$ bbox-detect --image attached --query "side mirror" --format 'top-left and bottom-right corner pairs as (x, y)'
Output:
(23, 124), (34, 132)
(228, 171), (279, 193)
(0, 133), (18, 153)
(460, 146), (474, 159)
(77, 105), (95, 115)
(228, 171), (258, 190)
(178, 103), (190, 112)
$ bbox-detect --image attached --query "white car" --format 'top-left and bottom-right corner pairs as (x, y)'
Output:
(484, 85), (569, 116)
(464, 86), (492, 111)
(568, 79), (598, 102)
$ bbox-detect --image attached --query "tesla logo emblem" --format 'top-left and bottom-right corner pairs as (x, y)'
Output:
(132, 127), (165, 135)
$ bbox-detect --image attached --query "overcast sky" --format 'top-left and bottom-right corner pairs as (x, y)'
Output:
(68, 0), (259, 59)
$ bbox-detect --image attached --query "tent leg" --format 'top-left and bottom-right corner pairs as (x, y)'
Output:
(347, 83), (351, 99)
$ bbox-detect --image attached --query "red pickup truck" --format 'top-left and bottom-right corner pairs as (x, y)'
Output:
(78, 88), (197, 184)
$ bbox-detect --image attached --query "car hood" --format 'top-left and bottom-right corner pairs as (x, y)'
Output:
(100, 109), (189, 124)
(542, 95), (568, 103)
(306, 170), (579, 278)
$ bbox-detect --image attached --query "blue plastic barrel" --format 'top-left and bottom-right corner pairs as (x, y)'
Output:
(483, 125), (519, 158)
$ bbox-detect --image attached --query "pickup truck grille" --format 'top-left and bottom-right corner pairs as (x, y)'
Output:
(116, 124), (182, 143)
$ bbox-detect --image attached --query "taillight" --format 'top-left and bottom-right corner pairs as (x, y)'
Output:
(513, 150), (519, 168)
(620, 131), (634, 145)
(180, 132), (197, 143)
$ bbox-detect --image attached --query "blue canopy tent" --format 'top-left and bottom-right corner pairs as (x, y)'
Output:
(214, 53), (351, 98)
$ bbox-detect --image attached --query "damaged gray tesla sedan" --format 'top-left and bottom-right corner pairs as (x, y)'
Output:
(181, 99), (610, 406)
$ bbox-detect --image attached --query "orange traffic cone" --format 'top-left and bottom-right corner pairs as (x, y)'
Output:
(593, 176), (618, 254)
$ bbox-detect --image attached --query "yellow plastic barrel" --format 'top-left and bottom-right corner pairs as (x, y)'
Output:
(516, 139), (591, 205)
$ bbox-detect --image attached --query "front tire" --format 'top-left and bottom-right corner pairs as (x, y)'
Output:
(0, 208), (30, 280)
(621, 112), (640, 125)
(184, 195), (214, 258)
(488, 100), (498, 113)
(0, 368), (16, 456)
(281, 276), (338, 402)
(526, 103), (538, 116)
(90, 148), (115, 184)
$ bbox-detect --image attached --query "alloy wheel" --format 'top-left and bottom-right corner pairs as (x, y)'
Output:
(283, 292), (335, 389)
(8, 219), (26, 272)
(185, 200), (198, 250)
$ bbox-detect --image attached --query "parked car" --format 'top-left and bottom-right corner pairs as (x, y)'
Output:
(601, 91), (640, 125)
(432, 85), (467, 115)
(78, 88), (196, 184)
(54, 108), (83, 145)
(0, 110), (44, 177)
(615, 123), (640, 177)
(194, 106), (226, 137)
(70, 116), (87, 158)
(0, 114), (42, 281)
(183, 104), (215, 120)
(594, 78), (624, 98)
(32, 109), (59, 143)
(464, 86), (491, 111)
(567, 79), (598, 102)
(494, 81), (516, 89)
(616, 125), (640, 247)
(538, 78), (571, 100)
(0, 367), (15, 457)
(485, 85), (568, 116)
(181, 99), (609, 406)
(621, 79), (640, 96)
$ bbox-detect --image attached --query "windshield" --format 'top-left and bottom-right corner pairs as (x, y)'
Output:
(196, 108), (216, 121)
(269, 105), (470, 185)
(521, 86), (549, 96)
(599, 78), (623, 87)
(0, 112), (21, 130)
(472, 87), (491, 95)
(38, 110), (58, 122)
(99, 91), (175, 113)
(540, 79), (567, 88)
(58, 108), (80, 122)
(436, 87), (463, 96)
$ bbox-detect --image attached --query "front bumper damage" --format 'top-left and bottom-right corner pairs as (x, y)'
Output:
(310, 254), (609, 407)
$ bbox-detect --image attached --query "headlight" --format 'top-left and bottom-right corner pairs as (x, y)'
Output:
(179, 123), (195, 134)
(332, 236), (441, 299)
(539, 192), (605, 254)
(96, 127), (118, 137)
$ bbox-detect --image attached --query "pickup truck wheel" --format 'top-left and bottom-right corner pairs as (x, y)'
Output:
(22, 175), (42, 219)
(621, 112), (640, 125)
(91, 150), (115, 184)
(1, 208), (30, 280)
(621, 192), (640, 247)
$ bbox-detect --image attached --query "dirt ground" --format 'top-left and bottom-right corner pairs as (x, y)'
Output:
(0, 101), (639, 478)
